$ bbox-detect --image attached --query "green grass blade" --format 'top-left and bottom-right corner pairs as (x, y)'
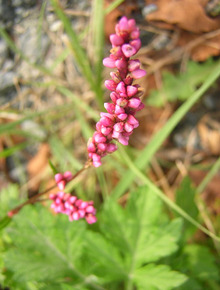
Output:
(197, 156), (220, 193)
(104, 0), (125, 14)
(91, 0), (105, 105)
(0, 142), (29, 158)
(111, 61), (220, 200)
(51, 0), (101, 102)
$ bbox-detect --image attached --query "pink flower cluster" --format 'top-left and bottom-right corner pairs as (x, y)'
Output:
(49, 192), (97, 224)
(87, 16), (146, 167)
(50, 171), (97, 224)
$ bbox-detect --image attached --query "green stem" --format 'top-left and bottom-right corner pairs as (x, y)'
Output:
(111, 61), (220, 200)
(197, 156), (220, 193)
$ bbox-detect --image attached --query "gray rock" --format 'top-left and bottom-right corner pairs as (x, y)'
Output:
(0, 39), (8, 68)
(0, 71), (16, 92)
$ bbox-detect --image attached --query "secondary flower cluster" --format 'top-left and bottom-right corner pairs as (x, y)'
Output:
(87, 16), (146, 167)
(50, 171), (97, 224)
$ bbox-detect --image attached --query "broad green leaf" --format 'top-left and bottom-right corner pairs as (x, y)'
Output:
(101, 186), (183, 275)
(133, 264), (187, 290)
(4, 204), (97, 287)
(0, 184), (22, 219)
(85, 231), (127, 281)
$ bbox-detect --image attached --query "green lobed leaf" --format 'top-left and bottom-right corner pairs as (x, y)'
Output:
(99, 186), (184, 285)
(84, 231), (127, 282)
(3, 204), (96, 286)
(133, 264), (187, 290)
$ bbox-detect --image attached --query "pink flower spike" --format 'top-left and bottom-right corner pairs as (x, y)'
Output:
(122, 44), (136, 58)
(131, 69), (146, 79)
(110, 34), (124, 46)
(103, 57), (116, 68)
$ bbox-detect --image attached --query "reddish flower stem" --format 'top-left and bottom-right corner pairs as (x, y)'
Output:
(8, 161), (92, 217)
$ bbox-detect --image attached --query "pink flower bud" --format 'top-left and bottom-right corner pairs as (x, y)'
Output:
(87, 142), (96, 153)
(118, 16), (129, 32)
(115, 59), (127, 71)
(100, 116), (114, 127)
(130, 39), (141, 52)
(101, 126), (112, 136)
(122, 44), (136, 57)
(116, 98), (128, 107)
(130, 28), (140, 39)
(104, 102), (115, 114)
(115, 105), (125, 114)
(103, 57), (116, 68)
(105, 80), (117, 91)
(110, 92), (119, 103)
(128, 97), (141, 108)
(124, 122), (134, 133)
(106, 143), (117, 153)
(110, 34), (124, 46)
(94, 132), (107, 143)
(114, 122), (124, 132)
(131, 69), (146, 79)
(118, 134), (129, 145)
(117, 113), (127, 121)
(54, 173), (63, 183)
(86, 214), (97, 224)
(63, 171), (73, 181)
(98, 143), (107, 151)
(110, 72), (121, 83)
(116, 82), (126, 94)
(127, 85), (138, 97)
(127, 114), (139, 127)
(128, 59), (140, 72)
(69, 196), (77, 204)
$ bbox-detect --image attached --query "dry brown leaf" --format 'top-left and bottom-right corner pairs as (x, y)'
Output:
(27, 143), (50, 181)
(145, 0), (220, 33)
